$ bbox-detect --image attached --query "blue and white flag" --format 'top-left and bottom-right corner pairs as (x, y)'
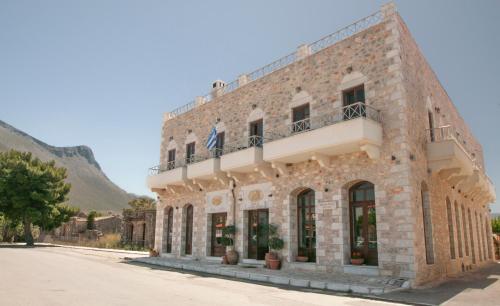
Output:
(206, 126), (217, 149)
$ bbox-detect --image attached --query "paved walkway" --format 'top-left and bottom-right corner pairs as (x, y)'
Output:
(380, 261), (500, 306)
(0, 246), (402, 306)
(132, 256), (409, 295)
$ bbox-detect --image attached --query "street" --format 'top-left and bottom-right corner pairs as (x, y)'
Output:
(0, 246), (400, 306)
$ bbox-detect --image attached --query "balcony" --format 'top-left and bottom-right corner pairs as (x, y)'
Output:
(427, 126), (495, 202)
(186, 149), (224, 181)
(263, 102), (383, 166)
(147, 161), (187, 189)
(220, 136), (265, 174)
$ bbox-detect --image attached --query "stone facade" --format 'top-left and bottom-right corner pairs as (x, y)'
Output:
(148, 3), (495, 286)
(122, 209), (156, 249)
(52, 214), (122, 241)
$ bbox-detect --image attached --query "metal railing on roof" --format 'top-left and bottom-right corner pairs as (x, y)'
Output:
(168, 10), (383, 117)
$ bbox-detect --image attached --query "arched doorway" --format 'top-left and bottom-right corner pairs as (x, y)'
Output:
(297, 189), (316, 262)
(164, 207), (173, 253)
(349, 181), (378, 265)
(184, 204), (194, 255)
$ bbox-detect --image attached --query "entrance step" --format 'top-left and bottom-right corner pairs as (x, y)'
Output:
(343, 264), (380, 276)
(240, 259), (265, 268)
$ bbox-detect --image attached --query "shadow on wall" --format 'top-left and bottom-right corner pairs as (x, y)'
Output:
(381, 262), (500, 305)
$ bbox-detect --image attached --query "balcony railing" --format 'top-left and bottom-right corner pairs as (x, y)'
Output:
(426, 125), (480, 169)
(149, 160), (186, 175)
(168, 10), (383, 118)
(223, 135), (264, 155)
(267, 102), (381, 141)
(150, 103), (380, 175)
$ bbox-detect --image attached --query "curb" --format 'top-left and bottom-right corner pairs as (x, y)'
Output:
(47, 243), (149, 256)
(132, 257), (403, 295)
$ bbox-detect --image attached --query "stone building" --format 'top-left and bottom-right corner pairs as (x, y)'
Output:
(121, 209), (156, 249)
(52, 214), (122, 242)
(146, 3), (496, 286)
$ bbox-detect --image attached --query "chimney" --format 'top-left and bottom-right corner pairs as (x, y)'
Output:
(211, 80), (226, 98)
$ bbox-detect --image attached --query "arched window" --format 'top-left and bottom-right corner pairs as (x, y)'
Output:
(454, 201), (463, 258)
(475, 212), (483, 261)
(421, 182), (434, 264)
(446, 198), (456, 259)
(349, 181), (378, 266)
(297, 189), (315, 262)
(468, 208), (476, 264)
(462, 205), (469, 257)
(184, 204), (194, 255)
(163, 207), (173, 253)
(485, 215), (492, 260)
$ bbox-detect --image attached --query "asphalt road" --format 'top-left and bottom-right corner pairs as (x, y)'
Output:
(0, 246), (401, 306)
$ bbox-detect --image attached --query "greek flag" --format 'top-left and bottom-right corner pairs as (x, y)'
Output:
(206, 126), (217, 149)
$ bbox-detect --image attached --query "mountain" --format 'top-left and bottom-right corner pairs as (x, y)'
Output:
(0, 120), (133, 212)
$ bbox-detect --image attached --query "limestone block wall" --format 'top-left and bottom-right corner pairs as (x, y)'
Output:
(394, 11), (494, 285)
(150, 3), (494, 286)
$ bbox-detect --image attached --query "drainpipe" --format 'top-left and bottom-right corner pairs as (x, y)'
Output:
(229, 178), (237, 249)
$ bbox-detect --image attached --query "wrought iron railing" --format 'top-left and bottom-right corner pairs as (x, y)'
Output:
(290, 118), (311, 134)
(149, 159), (186, 175)
(309, 11), (383, 54)
(168, 10), (384, 118)
(223, 135), (264, 155)
(266, 102), (380, 141)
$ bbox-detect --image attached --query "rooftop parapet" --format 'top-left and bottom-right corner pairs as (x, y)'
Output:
(163, 3), (396, 120)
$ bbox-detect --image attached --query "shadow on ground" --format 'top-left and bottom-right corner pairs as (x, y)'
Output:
(381, 262), (500, 306)
(0, 243), (57, 248)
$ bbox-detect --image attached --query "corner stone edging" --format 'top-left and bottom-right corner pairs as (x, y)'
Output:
(132, 257), (407, 295)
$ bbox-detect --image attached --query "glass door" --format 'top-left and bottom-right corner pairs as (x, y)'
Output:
(248, 209), (269, 260)
(211, 213), (227, 257)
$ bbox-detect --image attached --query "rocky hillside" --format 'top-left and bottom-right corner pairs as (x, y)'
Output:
(0, 120), (133, 212)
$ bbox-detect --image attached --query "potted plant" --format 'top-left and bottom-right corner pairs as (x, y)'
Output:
(221, 225), (239, 265)
(351, 251), (364, 265)
(149, 248), (159, 257)
(265, 224), (284, 270)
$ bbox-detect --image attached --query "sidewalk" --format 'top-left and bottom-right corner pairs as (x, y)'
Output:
(132, 256), (410, 295)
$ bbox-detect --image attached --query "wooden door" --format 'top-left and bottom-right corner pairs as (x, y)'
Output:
(349, 182), (378, 265)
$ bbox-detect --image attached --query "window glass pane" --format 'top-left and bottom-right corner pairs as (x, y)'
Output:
(353, 206), (364, 249)
(355, 87), (365, 102)
(367, 206), (377, 249)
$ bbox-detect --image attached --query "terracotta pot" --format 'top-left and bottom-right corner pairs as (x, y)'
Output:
(351, 258), (364, 265)
(226, 250), (239, 265)
(265, 252), (277, 268)
(268, 258), (281, 270)
(221, 255), (229, 265)
(295, 255), (308, 262)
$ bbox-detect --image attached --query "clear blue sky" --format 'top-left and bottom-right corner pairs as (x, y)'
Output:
(1, 0), (499, 212)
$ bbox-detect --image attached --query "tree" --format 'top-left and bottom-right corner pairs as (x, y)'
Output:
(492, 217), (500, 234)
(128, 196), (156, 210)
(0, 150), (75, 246)
(87, 211), (97, 230)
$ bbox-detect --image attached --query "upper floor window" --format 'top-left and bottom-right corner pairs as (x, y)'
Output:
(249, 119), (263, 147)
(428, 111), (435, 142)
(186, 142), (195, 164)
(215, 132), (225, 157)
(167, 149), (176, 170)
(343, 85), (365, 120)
(292, 104), (310, 133)
(343, 85), (365, 106)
